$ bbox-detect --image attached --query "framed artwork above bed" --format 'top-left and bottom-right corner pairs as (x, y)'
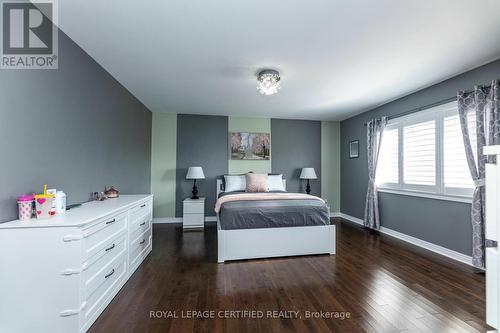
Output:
(230, 132), (270, 160)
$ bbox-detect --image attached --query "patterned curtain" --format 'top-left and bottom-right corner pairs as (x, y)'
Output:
(364, 117), (387, 230)
(458, 80), (500, 269)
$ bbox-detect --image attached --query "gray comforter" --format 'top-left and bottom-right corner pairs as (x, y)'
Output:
(218, 191), (330, 230)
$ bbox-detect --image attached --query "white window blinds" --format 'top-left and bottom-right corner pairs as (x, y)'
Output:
(403, 120), (436, 186)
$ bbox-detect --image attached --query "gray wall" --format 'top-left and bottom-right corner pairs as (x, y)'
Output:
(175, 114), (228, 217)
(0, 30), (152, 223)
(271, 119), (321, 196)
(340, 58), (500, 256)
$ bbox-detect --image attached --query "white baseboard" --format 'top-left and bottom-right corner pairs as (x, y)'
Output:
(338, 213), (473, 267)
(153, 217), (182, 224)
(338, 213), (364, 225)
(330, 212), (341, 218)
(153, 216), (217, 224)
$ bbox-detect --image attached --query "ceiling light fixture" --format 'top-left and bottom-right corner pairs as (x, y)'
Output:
(257, 69), (281, 95)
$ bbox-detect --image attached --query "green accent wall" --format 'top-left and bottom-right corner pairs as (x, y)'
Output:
(228, 116), (272, 174)
(151, 113), (177, 218)
(321, 121), (341, 212)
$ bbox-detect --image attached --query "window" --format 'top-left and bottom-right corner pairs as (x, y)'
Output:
(403, 120), (436, 187)
(376, 101), (475, 201)
(443, 112), (476, 195)
(376, 127), (399, 185)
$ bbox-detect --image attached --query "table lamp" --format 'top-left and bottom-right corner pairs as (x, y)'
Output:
(186, 167), (205, 199)
(300, 168), (317, 195)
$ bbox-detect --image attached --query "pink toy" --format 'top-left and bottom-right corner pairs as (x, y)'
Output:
(17, 194), (35, 220)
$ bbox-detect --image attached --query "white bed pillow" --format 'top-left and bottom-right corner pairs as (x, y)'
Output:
(224, 175), (246, 192)
(268, 174), (285, 191)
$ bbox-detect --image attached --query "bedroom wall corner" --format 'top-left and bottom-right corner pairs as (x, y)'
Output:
(228, 116), (272, 174)
(321, 121), (341, 212)
(151, 113), (177, 218)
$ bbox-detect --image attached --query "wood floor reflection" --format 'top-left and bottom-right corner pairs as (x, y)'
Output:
(88, 219), (490, 333)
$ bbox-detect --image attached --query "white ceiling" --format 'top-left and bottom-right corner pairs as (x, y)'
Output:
(57, 0), (500, 121)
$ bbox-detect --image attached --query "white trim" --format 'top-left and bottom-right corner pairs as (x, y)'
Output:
(330, 212), (341, 218)
(377, 188), (472, 204)
(153, 217), (217, 224)
(153, 217), (182, 224)
(338, 213), (473, 266)
(338, 213), (364, 225)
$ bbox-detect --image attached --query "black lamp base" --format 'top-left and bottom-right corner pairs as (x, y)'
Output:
(305, 179), (311, 195)
(191, 179), (199, 199)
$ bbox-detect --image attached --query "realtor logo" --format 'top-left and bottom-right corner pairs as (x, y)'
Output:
(1, 0), (58, 69)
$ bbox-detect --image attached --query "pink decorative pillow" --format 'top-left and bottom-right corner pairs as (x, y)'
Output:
(245, 173), (269, 192)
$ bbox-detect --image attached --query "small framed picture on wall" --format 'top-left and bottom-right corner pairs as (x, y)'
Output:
(349, 140), (359, 159)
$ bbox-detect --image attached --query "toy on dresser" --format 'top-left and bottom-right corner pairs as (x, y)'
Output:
(17, 184), (66, 221)
(17, 194), (34, 220)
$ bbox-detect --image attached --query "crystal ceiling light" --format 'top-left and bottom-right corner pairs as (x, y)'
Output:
(257, 69), (281, 95)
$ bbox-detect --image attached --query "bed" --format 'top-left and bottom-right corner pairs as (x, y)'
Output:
(216, 178), (336, 263)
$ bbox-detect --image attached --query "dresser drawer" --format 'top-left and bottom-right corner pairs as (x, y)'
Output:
(130, 212), (151, 236)
(130, 200), (152, 224)
(82, 253), (127, 327)
(130, 218), (151, 243)
(83, 233), (126, 298)
(130, 227), (152, 267)
(82, 212), (127, 260)
(184, 202), (204, 214)
(183, 214), (204, 228)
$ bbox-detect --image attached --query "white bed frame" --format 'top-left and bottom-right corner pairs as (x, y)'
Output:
(216, 179), (336, 263)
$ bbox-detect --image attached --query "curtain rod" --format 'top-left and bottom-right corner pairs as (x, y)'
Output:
(363, 82), (496, 126)
(363, 96), (457, 126)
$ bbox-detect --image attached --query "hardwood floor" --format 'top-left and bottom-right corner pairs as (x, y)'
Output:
(88, 219), (491, 333)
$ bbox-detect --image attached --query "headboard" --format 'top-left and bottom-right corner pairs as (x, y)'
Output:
(216, 178), (287, 197)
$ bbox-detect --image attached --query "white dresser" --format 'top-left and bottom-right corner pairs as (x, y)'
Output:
(0, 194), (153, 333)
(484, 146), (500, 331)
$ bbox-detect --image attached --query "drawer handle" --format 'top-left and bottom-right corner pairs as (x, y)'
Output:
(140, 221), (146, 226)
(105, 268), (115, 279)
(62, 234), (83, 242)
(105, 243), (115, 252)
(59, 302), (86, 317)
(139, 239), (146, 245)
(106, 219), (116, 225)
(60, 262), (87, 275)
(140, 204), (146, 208)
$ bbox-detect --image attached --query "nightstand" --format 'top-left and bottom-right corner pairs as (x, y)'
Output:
(183, 197), (205, 230)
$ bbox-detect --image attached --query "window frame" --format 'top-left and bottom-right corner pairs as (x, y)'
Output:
(376, 101), (474, 202)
